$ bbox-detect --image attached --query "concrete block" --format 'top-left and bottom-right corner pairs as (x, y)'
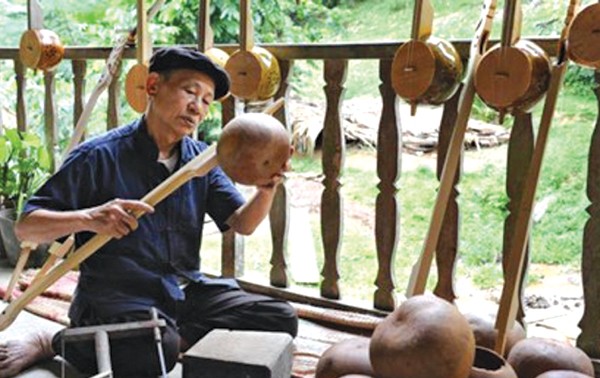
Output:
(182, 329), (294, 378)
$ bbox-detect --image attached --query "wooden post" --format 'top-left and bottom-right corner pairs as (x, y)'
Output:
(269, 60), (293, 288)
(320, 59), (347, 300)
(220, 95), (244, 278)
(374, 58), (401, 311)
(577, 70), (600, 370)
(14, 59), (27, 133)
(72, 60), (87, 132)
(44, 70), (57, 172)
(501, 111), (533, 328)
(107, 60), (121, 130)
(433, 86), (462, 303)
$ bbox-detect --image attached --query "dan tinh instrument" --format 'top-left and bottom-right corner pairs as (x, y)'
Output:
(474, 0), (551, 123)
(391, 0), (464, 115)
(19, 0), (64, 72)
(493, 0), (580, 357)
(566, 2), (600, 69)
(406, 0), (498, 298)
(225, 0), (281, 101)
(0, 99), (288, 331)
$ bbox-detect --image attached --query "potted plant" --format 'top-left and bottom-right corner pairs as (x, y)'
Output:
(0, 127), (51, 267)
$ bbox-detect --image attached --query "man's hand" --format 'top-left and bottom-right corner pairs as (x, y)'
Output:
(84, 199), (154, 239)
(256, 147), (293, 191)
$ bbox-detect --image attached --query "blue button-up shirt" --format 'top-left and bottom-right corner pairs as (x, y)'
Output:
(24, 118), (245, 321)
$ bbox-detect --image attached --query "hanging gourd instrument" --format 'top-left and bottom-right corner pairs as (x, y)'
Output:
(494, 0), (580, 356)
(19, 0), (64, 72)
(63, 0), (165, 158)
(567, 1), (600, 69)
(473, 0), (551, 123)
(406, 0), (498, 297)
(391, 0), (464, 115)
(225, 0), (281, 101)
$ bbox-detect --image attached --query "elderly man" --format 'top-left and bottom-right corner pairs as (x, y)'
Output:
(0, 47), (297, 377)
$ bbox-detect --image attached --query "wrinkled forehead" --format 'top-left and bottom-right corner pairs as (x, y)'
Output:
(163, 69), (216, 97)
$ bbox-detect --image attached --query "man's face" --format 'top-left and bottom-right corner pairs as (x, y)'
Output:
(148, 69), (216, 138)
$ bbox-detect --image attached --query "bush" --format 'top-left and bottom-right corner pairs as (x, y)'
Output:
(0, 129), (51, 213)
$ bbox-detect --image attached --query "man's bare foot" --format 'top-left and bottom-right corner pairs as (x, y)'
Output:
(0, 331), (55, 378)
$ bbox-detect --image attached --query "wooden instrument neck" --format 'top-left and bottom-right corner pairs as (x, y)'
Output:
(411, 0), (434, 41)
(471, 0), (497, 60)
(136, 0), (151, 65)
(27, 0), (43, 30)
(240, 0), (254, 51)
(557, 0), (580, 62)
(500, 0), (522, 47)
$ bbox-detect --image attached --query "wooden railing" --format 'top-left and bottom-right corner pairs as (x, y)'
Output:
(1, 39), (600, 370)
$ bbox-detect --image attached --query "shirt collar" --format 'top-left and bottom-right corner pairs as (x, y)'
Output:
(133, 117), (196, 166)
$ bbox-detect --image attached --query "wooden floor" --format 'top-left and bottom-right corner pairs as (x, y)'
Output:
(0, 249), (586, 377)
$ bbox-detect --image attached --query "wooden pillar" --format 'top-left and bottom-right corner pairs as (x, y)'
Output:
(320, 59), (347, 300)
(578, 71), (600, 371)
(502, 111), (534, 326)
(433, 86), (462, 303)
(373, 58), (401, 311)
(220, 95), (245, 278)
(14, 59), (27, 133)
(44, 70), (57, 172)
(72, 60), (87, 132)
(269, 59), (293, 288)
(107, 60), (122, 130)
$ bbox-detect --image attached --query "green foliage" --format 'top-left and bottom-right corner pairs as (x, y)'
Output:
(197, 102), (224, 144)
(564, 64), (597, 98)
(471, 263), (503, 290)
(471, 96), (501, 124)
(0, 129), (51, 213)
(152, 0), (346, 45)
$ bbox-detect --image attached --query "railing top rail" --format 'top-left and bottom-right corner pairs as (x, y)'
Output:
(0, 37), (560, 61)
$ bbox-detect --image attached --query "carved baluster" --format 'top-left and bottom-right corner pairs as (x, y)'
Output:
(374, 58), (401, 311)
(44, 70), (57, 172)
(433, 86), (462, 303)
(320, 59), (347, 299)
(270, 60), (293, 287)
(220, 95), (245, 278)
(502, 111), (534, 326)
(15, 59), (26, 132)
(578, 71), (600, 363)
(72, 60), (87, 133)
(107, 60), (122, 129)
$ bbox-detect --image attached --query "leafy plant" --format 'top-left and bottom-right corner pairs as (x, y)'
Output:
(0, 128), (51, 213)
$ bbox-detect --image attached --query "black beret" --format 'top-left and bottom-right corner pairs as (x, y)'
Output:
(149, 47), (230, 100)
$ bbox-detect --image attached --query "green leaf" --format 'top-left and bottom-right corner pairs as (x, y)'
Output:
(0, 138), (9, 164)
(37, 147), (51, 171)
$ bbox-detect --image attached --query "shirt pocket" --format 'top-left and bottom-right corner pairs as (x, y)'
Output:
(171, 180), (205, 232)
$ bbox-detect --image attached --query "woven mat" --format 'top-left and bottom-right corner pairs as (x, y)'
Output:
(1, 268), (380, 377)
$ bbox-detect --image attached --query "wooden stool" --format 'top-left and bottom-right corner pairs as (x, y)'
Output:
(59, 308), (167, 378)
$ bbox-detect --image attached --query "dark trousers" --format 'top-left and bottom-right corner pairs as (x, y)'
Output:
(52, 280), (298, 377)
